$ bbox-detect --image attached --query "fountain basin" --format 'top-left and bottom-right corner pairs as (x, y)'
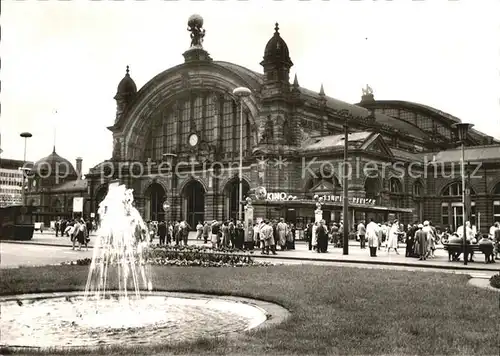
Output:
(0, 291), (289, 350)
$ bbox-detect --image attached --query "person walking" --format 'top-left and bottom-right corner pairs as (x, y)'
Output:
(316, 220), (328, 253)
(415, 224), (427, 260)
(158, 220), (167, 246)
(202, 221), (211, 244)
(260, 220), (277, 255)
(277, 218), (287, 251)
(196, 221), (203, 240)
(211, 221), (220, 248)
(357, 221), (366, 249)
(387, 219), (400, 255)
(306, 223), (313, 251)
(366, 218), (379, 257)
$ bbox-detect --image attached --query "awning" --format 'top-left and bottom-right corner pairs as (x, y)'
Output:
(245, 199), (413, 214)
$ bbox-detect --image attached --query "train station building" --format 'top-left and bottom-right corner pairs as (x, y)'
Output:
(29, 16), (500, 232)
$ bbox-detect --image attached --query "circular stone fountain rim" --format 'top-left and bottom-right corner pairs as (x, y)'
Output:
(0, 291), (290, 348)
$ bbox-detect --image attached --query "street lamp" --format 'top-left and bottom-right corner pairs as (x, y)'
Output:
(232, 87), (252, 222)
(341, 114), (350, 255)
(163, 153), (178, 221)
(452, 123), (473, 266)
(20, 132), (33, 206)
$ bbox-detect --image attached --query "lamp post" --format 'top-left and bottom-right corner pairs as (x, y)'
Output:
(342, 116), (349, 255)
(163, 153), (178, 221)
(452, 123), (473, 266)
(232, 87), (251, 222)
(20, 132), (33, 206)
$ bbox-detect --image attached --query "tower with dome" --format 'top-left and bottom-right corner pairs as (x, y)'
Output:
(24, 146), (88, 223)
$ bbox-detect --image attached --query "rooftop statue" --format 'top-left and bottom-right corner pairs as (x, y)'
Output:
(187, 14), (206, 48)
(362, 84), (374, 96)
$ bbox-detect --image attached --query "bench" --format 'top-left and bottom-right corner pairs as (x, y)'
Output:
(443, 243), (495, 263)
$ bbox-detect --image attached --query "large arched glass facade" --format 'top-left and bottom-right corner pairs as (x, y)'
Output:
(143, 92), (253, 161)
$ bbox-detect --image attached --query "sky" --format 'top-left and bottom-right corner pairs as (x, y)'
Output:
(1, 0), (499, 173)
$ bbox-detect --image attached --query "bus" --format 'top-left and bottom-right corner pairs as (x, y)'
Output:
(0, 205), (35, 240)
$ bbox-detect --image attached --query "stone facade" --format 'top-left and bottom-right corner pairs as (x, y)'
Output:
(24, 149), (90, 224)
(84, 18), (500, 232)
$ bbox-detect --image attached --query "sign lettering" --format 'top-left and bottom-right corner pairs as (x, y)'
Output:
(320, 195), (375, 206)
(266, 192), (297, 201)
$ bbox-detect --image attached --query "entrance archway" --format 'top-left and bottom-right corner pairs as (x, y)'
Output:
(224, 178), (250, 221)
(145, 183), (166, 222)
(183, 180), (205, 229)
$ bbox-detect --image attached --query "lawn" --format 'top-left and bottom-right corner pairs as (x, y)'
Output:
(0, 265), (498, 356)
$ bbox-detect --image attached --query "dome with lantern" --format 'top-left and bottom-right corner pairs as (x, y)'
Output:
(262, 23), (293, 66)
(115, 65), (137, 97)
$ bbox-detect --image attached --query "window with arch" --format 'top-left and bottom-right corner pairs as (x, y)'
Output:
(441, 182), (476, 196)
(389, 177), (403, 208)
(143, 92), (252, 161)
(413, 181), (423, 197)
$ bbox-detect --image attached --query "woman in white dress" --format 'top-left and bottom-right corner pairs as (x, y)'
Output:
(387, 220), (400, 255)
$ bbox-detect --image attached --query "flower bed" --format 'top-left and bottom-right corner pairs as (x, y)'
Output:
(61, 245), (273, 267)
(490, 273), (500, 289)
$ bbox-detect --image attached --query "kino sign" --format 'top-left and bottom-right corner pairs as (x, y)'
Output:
(266, 192), (297, 201)
(321, 195), (376, 206)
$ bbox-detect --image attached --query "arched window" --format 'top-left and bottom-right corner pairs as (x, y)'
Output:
(145, 93), (252, 161)
(413, 181), (423, 197)
(388, 177), (403, 208)
(441, 182), (476, 197)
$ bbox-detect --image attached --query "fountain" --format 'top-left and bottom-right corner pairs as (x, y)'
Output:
(83, 182), (152, 303)
(0, 182), (286, 350)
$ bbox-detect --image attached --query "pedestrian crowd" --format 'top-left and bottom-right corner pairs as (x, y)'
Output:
(49, 215), (500, 263)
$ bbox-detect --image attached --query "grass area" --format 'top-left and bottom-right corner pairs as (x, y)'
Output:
(1, 265), (499, 356)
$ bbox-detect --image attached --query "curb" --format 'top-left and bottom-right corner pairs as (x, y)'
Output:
(1, 241), (89, 249)
(251, 254), (498, 272)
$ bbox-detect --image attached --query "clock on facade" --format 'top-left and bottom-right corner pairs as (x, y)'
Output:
(188, 133), (199, 147)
